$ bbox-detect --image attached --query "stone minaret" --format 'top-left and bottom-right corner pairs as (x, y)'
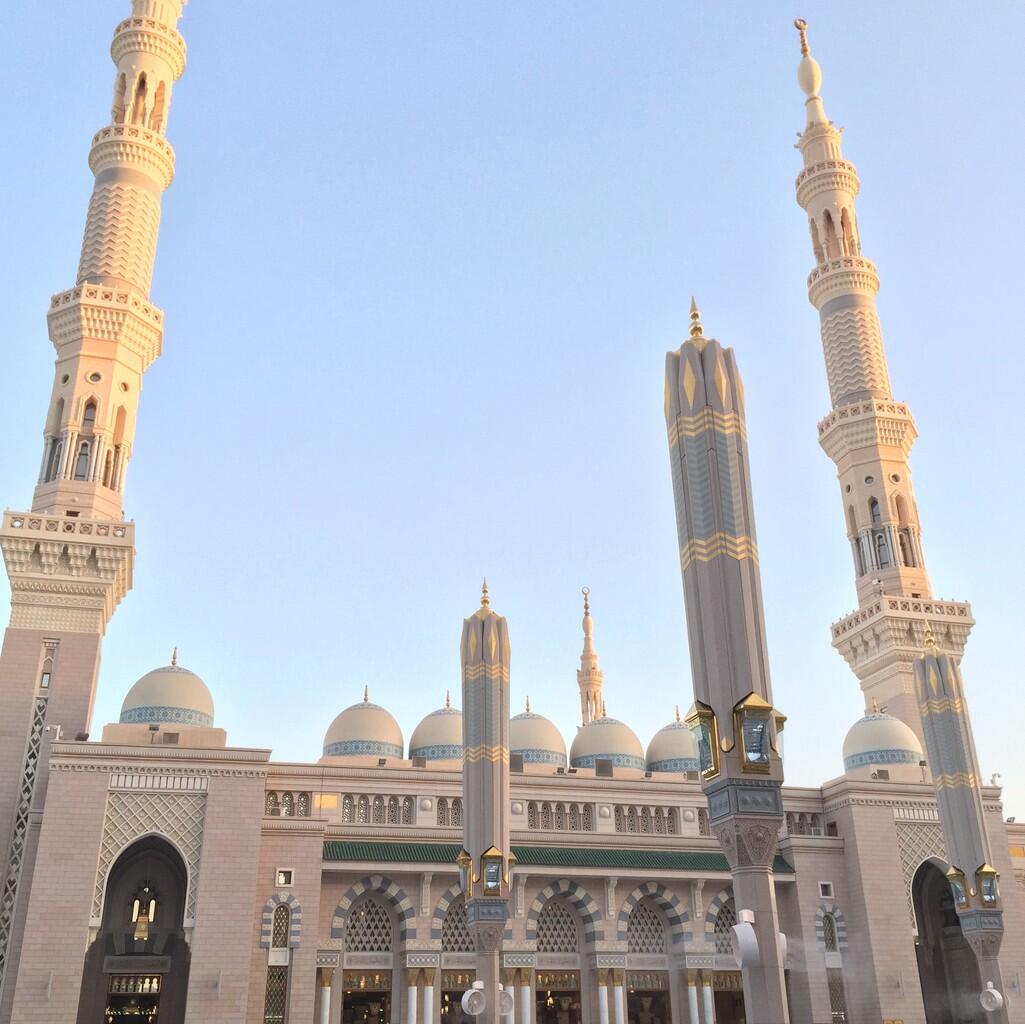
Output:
(577, 587), (603, 724)
(792, 19), (973, 743)
(0, 0), (187, 1008)
(665, 303), (789, 1024)
(913, 631), (1009, 1019)
(460, 582), (514, 1024)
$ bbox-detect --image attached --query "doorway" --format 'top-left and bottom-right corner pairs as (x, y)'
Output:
(442, 970), (476, 1024)
(105, 974), (161, 1022)
(535, 971), (582, 1024)
(713, 972), (746, 1024)
(626, 972), (670, 1024)
(342, 971), (392, 1024)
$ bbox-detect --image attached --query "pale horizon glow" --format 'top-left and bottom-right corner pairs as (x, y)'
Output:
(0, 2), (1022, 815)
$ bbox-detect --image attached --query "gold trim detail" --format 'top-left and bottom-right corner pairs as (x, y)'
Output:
(463, 744), (509, 764)
(462, 663), (511, 682)
(919, 697), (964, 715)
(680, 534), (758, 570)
(934, 771), (978, 790)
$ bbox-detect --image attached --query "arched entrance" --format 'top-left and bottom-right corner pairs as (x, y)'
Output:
(76, 835), (191, 1023)
(535, 899), (583, 1024)
(912, 860), (983, 1024)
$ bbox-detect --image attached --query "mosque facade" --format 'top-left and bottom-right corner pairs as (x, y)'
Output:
(0, 3), (1022, 1024)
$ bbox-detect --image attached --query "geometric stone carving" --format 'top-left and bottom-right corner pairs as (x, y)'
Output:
(895, 821), (945, 928)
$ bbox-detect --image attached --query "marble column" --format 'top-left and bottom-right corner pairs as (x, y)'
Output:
(700, 974), (715, 1024)
(318, 967), (334, 1024)
(685, 971), (699, 1024)
(519, 968), (532, 1024)
(611, 968), (626, 1024)
(407, 969), (419, 1024)
(423, 968), (436, 1024)
(501, 969), (516, 1024)
(596, 969), (610, 1024)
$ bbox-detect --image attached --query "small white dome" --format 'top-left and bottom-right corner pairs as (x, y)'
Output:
(120, 660), (214, 728)
(569, 716), (645, 771)
(646, 717), (699, 773)
(842, 712), (923, 773)
(324, 695), (403, 759)
(797, 54), (822, 97)
(409, 699), (462, 761)
(511, 709), (567, 768)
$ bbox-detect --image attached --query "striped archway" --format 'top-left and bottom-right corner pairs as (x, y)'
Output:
(330, 874), (416, 943)
(526, 879), (602, 944)
(617, 881), (691, 946)
(259, 893), (302, 948)
(814, 902), (848, 951)
(703, 885), (733, 943)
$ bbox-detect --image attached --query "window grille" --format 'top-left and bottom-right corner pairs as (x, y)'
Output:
(614, 806), (625, 832)
(345, 897), (393, 953)
(265, 792), (279, 816)
(527, 803), (538, 829)
(654, 809), (666, 834)
(698, 808), (709, 836)
(357, 797), (369, 824)
(627, 898), (667, 954)
(263, 965), (288, 1024)
(569, 804), (580, 831)
(296, 793), (310, 817)
(714, 899), (737, 954)
(555, 804), (566, 830)
(826, 968), (848, 1023)
(627, 808), (638, 833)
(536, 900), (579, 953)
(541, 804), (552, 830)
(822, 913), (838, 953)
(402, 797), (414, 824)
(668, 808), (678, 834)
(272, 905), (290, 949)
(372, 797), (384, 824)
(281, 793), (294, 817)
(582, 805), (594, 832)
(437, 798), (449, 826)
(342, 795), (354, 823)
(387, 797), (399, 824)
(442, 895), (474, 953)
(640, 808), (651, 833)
(451, 799), (463, 827)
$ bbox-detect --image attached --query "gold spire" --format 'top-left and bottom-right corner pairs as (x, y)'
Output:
(675, 704), (681, 723)
(170, 646), (178, 667)
(582, 586), (590, 615)
(689, 296), (704, 339)
(481, 577), (490, 608)
(923, 620), (938, 651)
(525, 695), (531, 713)
(794, 17), (809, 56)
(363, 685), (369, 703)
(445, 689), (451, 709)
(601, 699), (607, 718)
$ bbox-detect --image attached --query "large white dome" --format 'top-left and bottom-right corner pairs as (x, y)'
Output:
(842, 712), (922, 773)
(409, 697), (462, 761)
(646, 716), (699, 773)
(323, 693), (403, 759)
(120, 659), (214, 728)
(510, 708), (567, 768)
(569, 716), (645, 771)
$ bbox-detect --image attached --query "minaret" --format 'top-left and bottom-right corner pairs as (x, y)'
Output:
(577, 587), (603, 724)
(665, 302), (789, 1024)
(459, 581), (514, 1024)
(913, 631), (1009, 1019)
(791, 20), (973, 740)
(0, 0), (188, 1006)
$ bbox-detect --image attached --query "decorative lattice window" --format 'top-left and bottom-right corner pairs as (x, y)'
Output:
(342, 796), (354, 823)
(357, 797), (369, 824)
(541, 804), (552, 830)
(822, 913), (838, 953)
(271, 905), (290, 949)
(451, 799), (462, 827)
(402, 797), (414, 824)
(614, 806), (625, 832)
(437, 798), (449, 826)
(387, 797), (399, 824)
(528, 803), (538, 829)
(265, 792), (278, 816)
(582, 805), (594, 832)
(698, 809), (709, 836)
(628, 899), (667, 954)
(263, 966), (288, 1024)
(442, 894), (474, 953)
(627, 808), (638, 833)
(372, 797), (384, 824)
(640, 808), (651, 833)
(827, 968), (848, 1023)
(555, 804), (566, 830)
(569, 805), (580, 831)
(345, 897), (393, 953)
(281, 793), (294, 817)
(536, 899), (579, 953)
(714, 898), (737, 954)
(654, 809), (666, 834)
(296, 793), (310, 817)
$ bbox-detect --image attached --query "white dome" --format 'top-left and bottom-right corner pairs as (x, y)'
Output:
(511, 710), (567, 768)
(842, 712), (923, 773)
(569, 716), (645, 771)
(409, 700), (462, 761)
(120, 661), (214, 728)
(323, 695), (403, 759)
(646, 718), (699, 773)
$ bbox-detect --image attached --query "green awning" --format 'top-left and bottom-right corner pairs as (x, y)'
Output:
(323, 840), (793, 875)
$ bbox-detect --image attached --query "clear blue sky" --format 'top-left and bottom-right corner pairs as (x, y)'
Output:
(1, 3), (1022, 816)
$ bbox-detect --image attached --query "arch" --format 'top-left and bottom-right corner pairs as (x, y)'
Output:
(150, 80), (167, 132)
(526, 879), (602, 944)
(840, 207), (858, 256)
(616, 881), (691, 946)
(82, 400), (97, 432)
(330, 874), (416, 943)
(113, 405), (127, 444)
(895, 494), (910, 525)
(869, 497), (882, 524)
(441, 893), (475, 953)
(703, 886), (734, 944)
(814, 903), (848, 952)
(809, 218), (824, 264)
(437, 797), (449, 826)
(130, 72), (149, 126)
(387, 796), (399, 824)
(113, 71), (127, 122)
(281, 792), (294, 817)
(74, 440), (91, 480)
(823, 209), (839, 259)
(846, 504), (857, 536)
(260, 893), (302, 948)
(875, 532), (891, 568)
(536, 898), (580, 953)
(342, 794), (354, 822)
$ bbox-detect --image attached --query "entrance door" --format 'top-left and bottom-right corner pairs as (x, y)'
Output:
(713, 990), (745, 1024)
(442, 970), (477, 1024)
(342, 972), (392, 1024)
(105, 974), (161, 1022)
(626, 989), (670, 1024)
(535, 972), (582, 1024)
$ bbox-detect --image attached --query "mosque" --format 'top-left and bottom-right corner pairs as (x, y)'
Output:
(0, 3), (1022, 1024)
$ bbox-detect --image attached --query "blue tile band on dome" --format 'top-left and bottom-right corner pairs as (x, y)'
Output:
(513, 748), (567, 767)
(570, 752), (646, 771)
(324, 739), (403, 758)
(648, 757), (700, 773)
(843, 748), (920, 771)
(409, 744), (462, 760)
(120, 706), (213, 728)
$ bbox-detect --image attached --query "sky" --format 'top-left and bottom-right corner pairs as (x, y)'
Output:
(1, 2), (1023, 817)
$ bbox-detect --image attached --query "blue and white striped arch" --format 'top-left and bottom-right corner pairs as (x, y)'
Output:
(703, 886), (733, 942)
(526, 879), (603, 945)
(815, 902), (848, 951)
(259, 893), (302, 948)
(330, 874), (416, 943)
(617, 881), (692, 946)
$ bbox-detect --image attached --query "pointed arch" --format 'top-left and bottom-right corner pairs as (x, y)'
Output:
(259, 893), (303, 948)
(616, 881), (691, 946)
(840, 207), (859, 256)
(430, 881), (465, 941)
(113, 71), (128, 123)
(150, 80), (167, 132)
(814, 903), (847, 952)
(130, 72), (149, 126)
(330, 874), (415, 943)
(702, 885), (734, 944)
(809, 219), (824, 264)
(823, 209), (839, 259)
(525, 878), (602, 944)
(868, 497), (881, 524)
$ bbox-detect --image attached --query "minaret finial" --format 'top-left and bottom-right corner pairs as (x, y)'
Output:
(794, 17), (809, 57)
(445, 689), (451, 709)
(601, 699), (607, 718)
(481, 577), (490, 607)
(689, 296), (704, 339)
(870, 696), (879, 713)
(582, 586), (590, 615)
(577, 587), (604, 725)
(363, 685), (369, 703)
(675, 704), (681, 723)
(525, 695), (531, 713)
(171, 646), (177, 667)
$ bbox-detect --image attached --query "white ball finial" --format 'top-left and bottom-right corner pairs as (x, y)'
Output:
(794, 18), (822, 98)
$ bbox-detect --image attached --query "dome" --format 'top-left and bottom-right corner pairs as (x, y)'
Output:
(646, 714), (699, 773)
(120, 657), (214, 728)
(323, 692), (403, 759)
(511, 705), (567, 768)
(409, 695), (462, 761)
(569, 715), (645, 771)
(842, 712), (923, 773)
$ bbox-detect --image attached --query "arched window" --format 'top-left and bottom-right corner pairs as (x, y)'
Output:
(130, 73), (148, 126)
(654, 808), (666, 834)
(401, 797), (414, 824)
(810, 219), (824, 264)
(281, 792), (294, 817)
(667, 808), (679, 834)
(102, 449), (114, 488)
(372, 796), (384, 824)
(823, 210), (839, 259)
(527, 802), (538, 829)
(869, 498), (881, 524)
(554, 803), (566, 830)
(582, 805), (594, 832)
(441, 894), (474, 953)
(112, 72), (127, 123)
(898, 532), (914, 567)
(150, 81), (166, 132)
(698, 808), (710, 836)
(357, 796), (369, 824)
(82, 402), (97, 432)
(296, 792), (310, 817)
(627, 807), (638, 833)
(536, 899), (579, 953)
(840, 208), (858, 256)
(265, 792), (279, 816)
(74, 441), (91, 481)
(342, 795), (354, 823)
(714, 898), (737, 954)
(822, 912), (839, 953)
(627, 898), (668, 954)
(875, 533), (891, 568)
(437, 798), (449, 826)
(640, 807), (651, 833)
(451, 798), (462, 827)
(271, 905), (290, 949)
(387, 797), (399, 824)
(345, 897), (392, 953)
(569, 804), (580, 831)
(540, 804), (552, 830)
(46, 438), (63, 483)
(614, 806), (625, 832)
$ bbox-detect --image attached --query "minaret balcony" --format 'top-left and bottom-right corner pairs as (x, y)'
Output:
(817, 399), (918, 459)
(795, 159), (860, 207)
(111, 18), (187, 81)
(89, 124), (176, 191)
(807, 256), (879, 307)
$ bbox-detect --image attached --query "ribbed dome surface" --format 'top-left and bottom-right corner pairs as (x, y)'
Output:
(323, 698), (403, 759)
(646, 719), (699, 773)
(842, 712), (922, 772)
(510, 710), (567, 768)
(120, 662), (214, 728)
(569, 716), (645, 771)
(409, 703), (462, 761)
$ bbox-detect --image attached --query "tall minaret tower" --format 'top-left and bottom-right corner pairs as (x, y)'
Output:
(791, 19), (973, 741)
(0, 0), (188, 1008)
(577, 587), (604, 724)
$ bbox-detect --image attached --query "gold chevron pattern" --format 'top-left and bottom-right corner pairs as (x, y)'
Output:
(463, 744), (508, 764)
(667, 409), (746, 446)
(933, 771), (978, 790)
(919, 697), (965, 715)
(78, 183), (161, 296)
(680, 534), (758, 570)
(462, 663), (510, 683)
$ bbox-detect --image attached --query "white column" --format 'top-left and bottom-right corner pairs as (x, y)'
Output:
(597, 971), (610, 1024)
(319, 970), (333, 1024)
(612, 970), (626, 1024)
(701, 978), (715, 1024)
(502, 984), (515, 1024)
(686, 974), (699, 1024)
(422, 976), (434, 1024)
(519, 973), (532, 1024)
(406, 970), (419, 1024)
